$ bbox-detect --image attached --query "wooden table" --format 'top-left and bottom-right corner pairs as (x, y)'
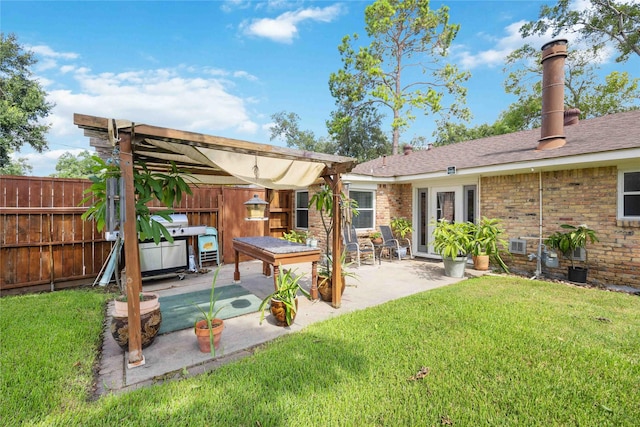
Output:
(232, 236), (322, 299)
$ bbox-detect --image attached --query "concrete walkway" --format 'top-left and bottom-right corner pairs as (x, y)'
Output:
(96, 258), (483, 397)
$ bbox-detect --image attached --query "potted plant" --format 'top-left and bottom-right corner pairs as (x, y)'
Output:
(370, 231), (383, 245)
(281, 229), (308, 244)
(430, 219), (474, 278)
(113, 292), (160, 317)
(193, 268), (225, 355)
(545, 223), (599, 283)
(258, 267), (311, 326)
(110, 292), (162, 350)
(390, 217), (413, 258)
(471, 217), (510, 273)
(309, 184), (358, 298)
(317, 252), (358, 302)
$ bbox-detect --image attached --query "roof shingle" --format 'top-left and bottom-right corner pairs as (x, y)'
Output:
(352, 110), (640, 177)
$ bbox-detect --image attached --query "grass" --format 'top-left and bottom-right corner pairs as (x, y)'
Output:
(1, 276), (639, 426)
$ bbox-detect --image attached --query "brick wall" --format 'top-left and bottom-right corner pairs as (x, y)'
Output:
(301, 183), (414, 255)
(481, 167), (640, 288)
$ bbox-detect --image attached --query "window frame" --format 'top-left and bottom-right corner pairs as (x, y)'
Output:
(349, 188), (376, 230)
(295, 190), (309, 229)
(618, 168), (640, 220)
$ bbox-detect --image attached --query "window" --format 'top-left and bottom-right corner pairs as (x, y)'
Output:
(350, 190), (374, 229)
(619, 170), (640, 219)
(295, 191), (308, 229)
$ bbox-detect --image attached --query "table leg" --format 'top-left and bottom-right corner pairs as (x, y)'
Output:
(263, 261), (271, 277)
(310, 260), (318, 300)
(272, 264), (280, 291)
(233, 249), (240, 282)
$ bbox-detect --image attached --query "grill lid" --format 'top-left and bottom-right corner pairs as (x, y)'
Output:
(150, 213), (188, 228)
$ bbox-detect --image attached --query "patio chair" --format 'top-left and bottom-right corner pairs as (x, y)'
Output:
(343, 224), (375, 267)
(379, 225), (404, 261)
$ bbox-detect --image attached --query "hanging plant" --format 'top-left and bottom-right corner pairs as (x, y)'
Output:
(79, 155), (195, 244)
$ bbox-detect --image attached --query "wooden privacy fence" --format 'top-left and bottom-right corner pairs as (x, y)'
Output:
(0, 176), (224, 295)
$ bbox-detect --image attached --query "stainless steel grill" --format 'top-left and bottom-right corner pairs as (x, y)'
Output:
(150, 214), (207, 238)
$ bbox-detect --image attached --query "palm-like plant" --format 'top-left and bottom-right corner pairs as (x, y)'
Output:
(431, 219), (474, 259)
(79, 156), (194, 244)
(258, 267), (311, 326)
(192, 267), (225, 356)
(545, 224), (599, 269)
(471, 217), (510, 272)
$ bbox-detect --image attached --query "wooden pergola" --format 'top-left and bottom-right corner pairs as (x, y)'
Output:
(74, 113), (357, 367)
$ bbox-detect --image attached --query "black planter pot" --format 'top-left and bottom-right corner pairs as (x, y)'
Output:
(568, 267), (588, 283)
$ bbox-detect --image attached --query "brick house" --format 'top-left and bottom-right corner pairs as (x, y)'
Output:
(295, 40), (640, 290)
(334, 109), (639, 290)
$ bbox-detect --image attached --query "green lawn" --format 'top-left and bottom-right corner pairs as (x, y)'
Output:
(2, 277), (639, 426)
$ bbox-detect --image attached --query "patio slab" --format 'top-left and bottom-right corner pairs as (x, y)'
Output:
(96, 258), (484, 396)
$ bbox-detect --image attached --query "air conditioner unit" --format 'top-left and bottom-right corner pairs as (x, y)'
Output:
(509, 238), (527, 255)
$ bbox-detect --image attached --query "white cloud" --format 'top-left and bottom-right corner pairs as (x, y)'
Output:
(453, 9), (618, 71)
(240, 4), (344, 43)
(28, 44), (79, 60)
(46, 66), (261, 140)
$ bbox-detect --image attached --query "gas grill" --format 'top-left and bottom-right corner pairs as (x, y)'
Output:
(149, 214), (207, 238)
(108, 214), (202, 276)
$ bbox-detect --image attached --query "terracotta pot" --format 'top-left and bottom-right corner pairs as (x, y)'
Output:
(194, 319), (224, 353)
(318, 276), (346, 302)
(110, 307), (162, 350)
(113, 292), (160, 317)
(473, 254), (490, 271)
(269, 297), (298, 326)
(371, 238), (383, 245)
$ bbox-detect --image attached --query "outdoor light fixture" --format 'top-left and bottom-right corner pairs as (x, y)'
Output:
(244, 194), (269, 221)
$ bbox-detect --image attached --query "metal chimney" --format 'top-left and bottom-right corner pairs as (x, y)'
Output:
(538, 39), (568, 151)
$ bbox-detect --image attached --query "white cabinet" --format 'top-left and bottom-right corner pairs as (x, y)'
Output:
(139, 239), (187, 274)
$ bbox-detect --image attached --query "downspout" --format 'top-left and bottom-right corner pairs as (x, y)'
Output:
(536, 171), (543, 278)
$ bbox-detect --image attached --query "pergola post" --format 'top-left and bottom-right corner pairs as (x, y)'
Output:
(331, 176), (343, 308)
(120, 132), (144, 367)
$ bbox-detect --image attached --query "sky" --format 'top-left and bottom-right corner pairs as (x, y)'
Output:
(2, 0), (639, 176)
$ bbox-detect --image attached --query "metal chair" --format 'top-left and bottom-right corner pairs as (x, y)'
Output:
(343, 224), (375, 267)
(198, 227), (220, 267)
(379, 225), (403, 261)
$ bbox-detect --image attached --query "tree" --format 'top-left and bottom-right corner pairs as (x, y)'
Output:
(434, 42), (639, 144)
(0, 155), (32, 175)
(326, 104), (391, 162)
(51, 150), (100, 178)
(520, 0), (640, 62)
(269, 111), (335, 153)
(433, 120), (514, 146)
(503, 43), (639, 129)
(0, 33), (54, 167)
(329, 0), (470, 155)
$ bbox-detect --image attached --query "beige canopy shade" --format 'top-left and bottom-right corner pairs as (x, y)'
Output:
(76, 114), (355, 185)
(74, 113), (355, 367)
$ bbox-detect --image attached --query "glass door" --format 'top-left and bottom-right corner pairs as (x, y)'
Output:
(417, 189), (428, 252)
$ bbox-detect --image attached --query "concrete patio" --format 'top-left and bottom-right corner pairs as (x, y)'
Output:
(96, 258), (484, 397)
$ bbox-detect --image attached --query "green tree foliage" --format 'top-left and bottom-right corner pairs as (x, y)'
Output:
(329, 0), (470, 155)
(51, 150), (100, 178)
(326, 104), (391, 161)
(435, 41), (638, 145)
(269, 111), (335, 154)
(503, 44), (639, 129)
(520, 0), (640, 62)
(269, 111), (321, 151)
(0, 33), (53, 167)
(0, 155), (32, 175)
(433, 121), (514, 146)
